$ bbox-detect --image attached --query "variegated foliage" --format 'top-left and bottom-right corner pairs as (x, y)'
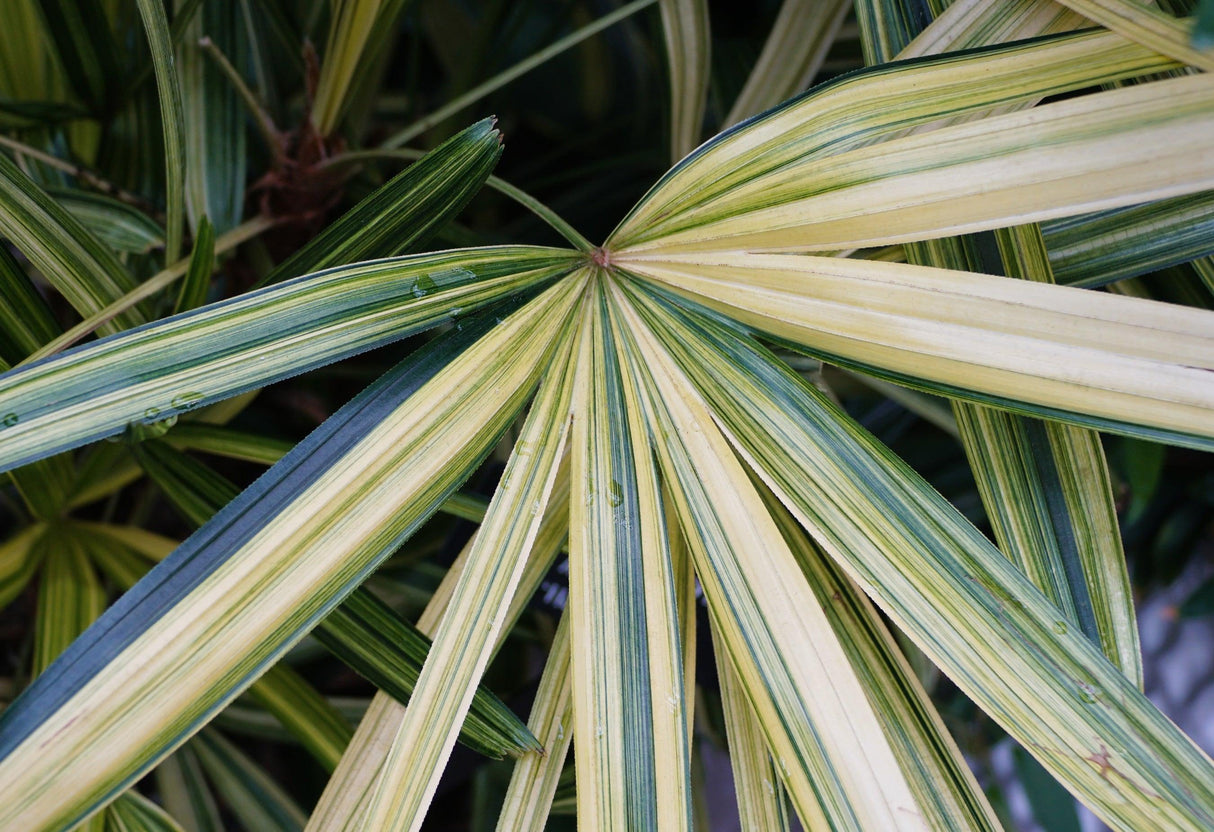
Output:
(1, 1), (1212, 831)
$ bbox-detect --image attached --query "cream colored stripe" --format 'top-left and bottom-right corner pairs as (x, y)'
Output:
(614, 291), (926, 830)
(621, 256), (1214, 437)
(0, 278), (581, 831)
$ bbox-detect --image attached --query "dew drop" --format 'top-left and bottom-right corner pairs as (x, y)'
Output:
(413, 274), (437, 297)
(1053, 621), (1068, 635)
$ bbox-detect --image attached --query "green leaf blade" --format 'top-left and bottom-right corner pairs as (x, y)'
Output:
(315, 586), (540, 759)
(0, 151), (141, 334)
(0, 285), (576, 829)
(0, 245), (578, 474)
(259, 118), (505, 287)
(628, 286), (1214, 830)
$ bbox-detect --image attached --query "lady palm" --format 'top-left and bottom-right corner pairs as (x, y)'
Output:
(0, 0), (1213, 830)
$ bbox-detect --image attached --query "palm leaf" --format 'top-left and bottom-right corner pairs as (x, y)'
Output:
(357, 273), (583, 830)
(1043, 193), (1214, 287)
(0, 246), (577, 472)
(609, 29), (1178, 246)
(1050, 0), (1214, 69)
(565, 279), (691, 829)
(658, 0), (710, 160)
(153, 747), (223, 832)
(710, 620), (793, 832)
(32, 527), (104, 675)
(612, 279), (926, 829)
(192, 730), (307, 832)
(173, 215), (215, 314)
(0, 523), (43, 609)
(104, 791), (185, 832)
(0, 151), (142, 334)
(0, 281), (581, 829)
(494, 610), (574, 832)
(33, 0), (123, 115)
(617, 253), (1214, 446)
(622, 285), (1214, 829)
(723, 0), (850, 127)
(315, 586), (540, 759)
(135, 0), (187, 263)
(258, 118), (504, 286)
(177, 1), (247, 235)
(48, 189), (165, 255)
(612, 73), (1214, 253)
(308, 461), (572, 830)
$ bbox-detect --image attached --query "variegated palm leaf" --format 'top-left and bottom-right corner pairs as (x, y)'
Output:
(0, 11), (1212, 832)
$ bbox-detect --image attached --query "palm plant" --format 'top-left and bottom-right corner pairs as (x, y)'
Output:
(0, 0), (1212, 830)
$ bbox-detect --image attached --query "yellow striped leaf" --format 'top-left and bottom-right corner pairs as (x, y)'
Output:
(724, 0), (850, 128)
(760, 484), (1002, 830)
(0, 151), (141, 335)
(612, 73), (1214, 254)
(616, 252), (1214, 446)
(104, 791), (185, 832)
(308, 463), (571, 831)
(0, 282), (580, 830)
(361, 271), (585, 830)
(608, 30), (1178, 247)
(0, 246), (578, 473)
(0, 522), (43, 609)
(621, 285), (1214, 829)
(566, 279), (691, 829)
(494, 610), (574, 832)
(659, 0), (710, 159)
(897, 0), (1086, 59)
(611, 278), (925, 830)
(709, 620), (792, 832)
(860, 0), (1143, 688)
(154, 747), (223, 832)
(135, 0), (186, 264)
(244, 664), (353, 773)
(1051, 0), (1214, 70)
(32, 528), (104, 676)
(193, 729), (306, 831)
(941, 227), (1140, 683)
(311, 0), (412, 136)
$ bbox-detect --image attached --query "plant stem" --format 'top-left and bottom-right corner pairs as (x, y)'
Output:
(198, 37), (287, 163)
(379, 0), (659, 149)
(0, 135), (153, 211)
(323, 148), (594, 252)
(22, 215), (278, 364)
(844, 371), (960, 438)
